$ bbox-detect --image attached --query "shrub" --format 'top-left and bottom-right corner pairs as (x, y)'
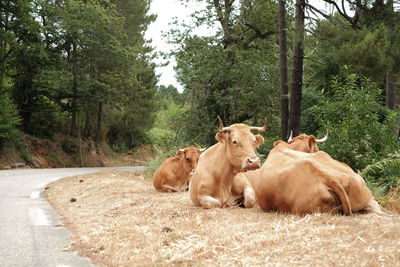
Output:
(61, 138), (79, 154)
(361, 152), (400, 196)
(19, 149), (32, 163)
(310, 70), (400, 171)
(146, 128), (176, 148)
(0, 91), (21, 148)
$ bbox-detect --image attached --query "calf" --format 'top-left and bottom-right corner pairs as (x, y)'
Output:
(153, 146), (204, 192)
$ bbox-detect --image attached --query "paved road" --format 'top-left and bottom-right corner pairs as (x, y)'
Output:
(0, 166), (144, 267)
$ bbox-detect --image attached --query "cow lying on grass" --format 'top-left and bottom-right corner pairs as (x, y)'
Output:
(190, 117), (266, 208)
(153, 146), (205, 192)
(252, 133), (381, 215)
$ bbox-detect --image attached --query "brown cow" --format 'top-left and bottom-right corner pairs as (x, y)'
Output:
(153, 146), (205, 192)
(244, 132), (327, 188)
(189, 117), (266, 208)
(253, 133), (381, 215)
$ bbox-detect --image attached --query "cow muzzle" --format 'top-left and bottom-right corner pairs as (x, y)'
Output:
(243, 156), (260, 170)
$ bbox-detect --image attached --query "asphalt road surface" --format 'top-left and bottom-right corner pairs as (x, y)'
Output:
(0, 166), (144, 267)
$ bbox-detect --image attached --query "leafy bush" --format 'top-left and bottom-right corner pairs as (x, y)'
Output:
(0, 91), (21, 148)
(146, 128), (176, 148)
(19, 149), (32, 163)
(310, 70), (400, 171)
(106, 111), (153, 151)
(146, 97), (193, 149)
(61, 138), (79, 154)
(24, 95), (67, 139)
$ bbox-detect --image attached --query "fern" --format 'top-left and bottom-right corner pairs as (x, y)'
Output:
(361, 152), (400, 196)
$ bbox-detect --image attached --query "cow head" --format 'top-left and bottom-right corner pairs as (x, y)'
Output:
(177, 146), (206, 173)
(280, 131), (328, 153)
(215, 117), (266, 172)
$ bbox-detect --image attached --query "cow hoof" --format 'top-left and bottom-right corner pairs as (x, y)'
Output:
(244, 197), (256, 208)
(199, 195), (221, 209)
(243, 187), (256, 208)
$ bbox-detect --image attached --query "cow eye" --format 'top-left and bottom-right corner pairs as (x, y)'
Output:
(233, 140), (238, 145)
(186, 158), (191, 162)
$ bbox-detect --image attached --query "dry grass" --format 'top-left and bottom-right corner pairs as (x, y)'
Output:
(46, 170), (400, 266)
(378, 186), (400, 214)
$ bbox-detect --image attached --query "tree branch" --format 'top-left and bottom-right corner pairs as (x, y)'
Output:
(243, 22), (277, 49)
(322, 0), (360, 26)
(305, 3), (330, 19)
(304, 56), (325, 65)
(1, 48), (13, 63)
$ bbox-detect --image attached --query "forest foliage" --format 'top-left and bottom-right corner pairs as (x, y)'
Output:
(1, 0), (157, 150)
(1, 0), (399, 192)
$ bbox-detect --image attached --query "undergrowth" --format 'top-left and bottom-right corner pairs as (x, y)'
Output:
(361, 151), (400, 213)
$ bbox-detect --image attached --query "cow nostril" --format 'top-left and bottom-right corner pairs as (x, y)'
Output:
(247, 157), (259, 164)
(243, 157), (260, 170)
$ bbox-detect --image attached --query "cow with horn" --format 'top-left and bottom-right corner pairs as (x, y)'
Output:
(252, 131), (381, 215)
(189, 117), (267, 208)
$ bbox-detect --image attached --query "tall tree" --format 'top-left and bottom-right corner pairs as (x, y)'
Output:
(169, 0), (280, 145)
(278, 0), (289, 140)
(320, 0), (400, 109)
(288, 0), (305, 136)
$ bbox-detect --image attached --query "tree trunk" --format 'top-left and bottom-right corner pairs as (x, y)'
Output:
(385, 4), (398, 110)
(386, 71), (398, 109)
(83, 107), (92, 139)
(278, 0), (289, 140)
(288, 0), (305, 137)
(94, 100), (103, 148)
(0, 39), (4, 92)
(69, 105), (77, 136)
(69, 42), (78, 136)
(0, 11), (9, 92)
(77, 113), (83, 166)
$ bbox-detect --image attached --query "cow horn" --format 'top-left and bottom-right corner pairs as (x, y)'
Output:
(316, 130), (329, 144)
(287, 130), (293, 142)
(217, 116), (230, 132)
(199, 148), (206, 153)
(249, 119), (267, 132)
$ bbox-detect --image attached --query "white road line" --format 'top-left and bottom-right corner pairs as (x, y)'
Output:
(29, 207), (50, 226)
(30, 191), (40, 199)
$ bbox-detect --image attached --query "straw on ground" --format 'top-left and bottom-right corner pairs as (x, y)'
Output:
(46, 170), (400, 266)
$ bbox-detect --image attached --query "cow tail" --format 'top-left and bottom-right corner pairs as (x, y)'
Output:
(324, 175), (352, 216)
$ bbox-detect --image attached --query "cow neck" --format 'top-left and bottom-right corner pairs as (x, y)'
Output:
(176, 156), (188, 179)
(218, 142), (239, 180)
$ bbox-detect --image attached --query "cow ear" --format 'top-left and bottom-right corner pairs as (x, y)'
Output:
(273, 140), (282, 147)
(215, 131), (226, 143)
(176, 149), (185, 158)
(255, 134), (264, 147)
(308, 136), (319, 153)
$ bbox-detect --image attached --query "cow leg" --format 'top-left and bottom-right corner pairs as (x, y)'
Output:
(232, 174), (256, 208)
(365, 198), (382, 214)
(199, 195), (221, 209)
(162, 184), (178, 192)
(243, 187), (256, 208)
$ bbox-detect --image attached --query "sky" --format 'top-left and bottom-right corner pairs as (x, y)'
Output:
(145, 0), (211, 92)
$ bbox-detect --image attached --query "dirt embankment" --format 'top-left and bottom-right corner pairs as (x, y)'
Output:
(0, 134), (154, 169)
(46, 170), (400, 266)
